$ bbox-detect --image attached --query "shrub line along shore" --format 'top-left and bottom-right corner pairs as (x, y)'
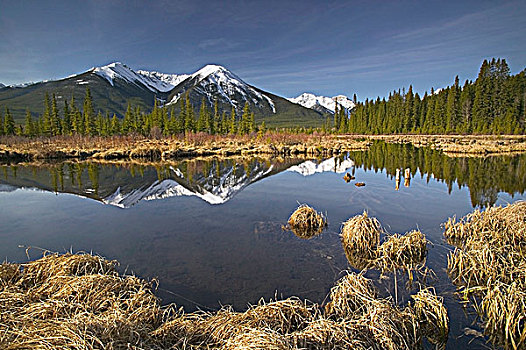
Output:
(1, 133), (526, 163)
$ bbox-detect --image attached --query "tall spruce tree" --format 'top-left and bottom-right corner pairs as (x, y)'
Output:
(4, 107), (15, 135)
(83, 87), (95, 135)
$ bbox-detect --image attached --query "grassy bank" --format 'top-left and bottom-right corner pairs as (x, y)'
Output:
(364, 134), (526, 156)
(2, 133), (525, 163)
(445, 201), (526, 350)
(0, 252), (446, 350)
(0, 133), (371, 163)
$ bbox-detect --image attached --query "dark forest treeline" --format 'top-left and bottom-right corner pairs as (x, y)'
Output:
(331, 58), (526, 135)
(1, 58), (524, 137)
(0, 90), (262, 138)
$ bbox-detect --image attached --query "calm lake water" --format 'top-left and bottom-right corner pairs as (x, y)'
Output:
(1, 141), (525, 349)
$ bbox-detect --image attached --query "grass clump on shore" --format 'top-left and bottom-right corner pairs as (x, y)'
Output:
(287, 204), (327, 239)
(445, 201), (526, 350)
(0, 252), (448, 349)
(0, 253), (164, 350)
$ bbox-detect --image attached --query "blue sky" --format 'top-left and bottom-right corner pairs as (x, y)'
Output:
(0, 0), (525, 100)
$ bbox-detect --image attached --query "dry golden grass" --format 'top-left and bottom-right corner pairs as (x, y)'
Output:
(0, 253), (164, 350)
(0, 252), (449, 349)
(341, 211), (382, 265)
(0, 133), (372, 162)
(410, 288), (449, 345)
(365, 134), (526, 156)
(341, 213), (428, 276)
(287, 204), (327, 239)
(444, 201), (526, 350)
(376, 230), (428, 275)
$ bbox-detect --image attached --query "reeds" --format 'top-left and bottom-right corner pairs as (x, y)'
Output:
(287, 204), (327, 238)
(445, 201), (526, 349)
(410, 288), (449, 345)
(341, 211), (382, 265)
(340, 212), (427, 274)
(376, 230), (428, 275)
(0, 252), (164, 350)
(0, 252), (448, 349)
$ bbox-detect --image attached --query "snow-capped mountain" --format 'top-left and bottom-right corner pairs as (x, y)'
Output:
(287, 157), (354, 176)
(0, 83), (5, 88)
(166, 64), (276, 113)
(289, 93), (355, 114)
(0, 61), (324, 125)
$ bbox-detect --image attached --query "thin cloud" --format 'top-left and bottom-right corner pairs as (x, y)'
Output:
(198, 38), (241, 51)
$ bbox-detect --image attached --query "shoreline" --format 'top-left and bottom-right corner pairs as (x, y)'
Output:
(1, 133), (526, 163)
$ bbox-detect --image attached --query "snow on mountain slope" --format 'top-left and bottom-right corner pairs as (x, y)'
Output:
(168, 64), (276, 112)
(0, 83), (4, 88)
(136, 70), (190, 92)
(91, 62), (276, 112)
(287, 157), (355, 176)
(93, 62), (187, 93)
(289, 93), (355, 114)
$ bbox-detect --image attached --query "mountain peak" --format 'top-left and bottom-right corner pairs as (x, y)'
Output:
(192, 64), (232, 80)
(288, 93), (355, 114)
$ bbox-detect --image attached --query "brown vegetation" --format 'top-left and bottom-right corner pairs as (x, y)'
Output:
(362, 134), (526, 156)
(340, 212), (428, 279)
(286, 204), (327, 239)
(0, 252), (448, 349)
(445, 201), (526, 350)
(0, 133), (371, 162)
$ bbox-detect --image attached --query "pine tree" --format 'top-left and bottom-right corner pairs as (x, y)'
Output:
(229, 106), (237, 134)
(249, 112), (255, 133)
(42, 93), (51, 135)
(62, 100), (71, 135)
(0, 109), (4, 136)
(197, 97), (207, 132)
(51, 94), (60, 135)
(213, 99), (220, 134)
(239, 102), (250, 135)
(83, 87), (94, 135)
(111, 114), (121, 134)
(24, 109), (34, 136)
(4, 107), (15, 135)
(184, 94), (194, 132)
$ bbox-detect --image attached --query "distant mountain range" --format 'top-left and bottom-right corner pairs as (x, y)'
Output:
(288, 93), (355, 115)
(0, 62), (355, 127)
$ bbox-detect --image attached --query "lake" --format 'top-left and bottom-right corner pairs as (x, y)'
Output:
(1, 141), (525, 349)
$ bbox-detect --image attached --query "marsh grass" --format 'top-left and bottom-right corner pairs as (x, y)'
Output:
(341, 212), (382, 265)
(445, 201), (526, 350)
(340, 213), (428, 276)
(377, 230), (428, 277)
(287, 204), (327, 239)
(0, 252), (448, 349)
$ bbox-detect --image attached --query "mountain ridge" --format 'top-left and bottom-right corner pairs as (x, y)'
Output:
(0, 62), (325, 127)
